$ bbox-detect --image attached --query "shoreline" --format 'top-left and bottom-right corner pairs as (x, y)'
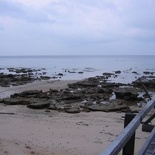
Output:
(0, 79), (79, 98)
(0, 73), (155, 154)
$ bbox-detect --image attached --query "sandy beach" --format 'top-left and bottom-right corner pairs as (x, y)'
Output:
(0, 80), (153, 155)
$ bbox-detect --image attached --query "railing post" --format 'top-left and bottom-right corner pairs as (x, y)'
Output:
(122, 113), (136, 155)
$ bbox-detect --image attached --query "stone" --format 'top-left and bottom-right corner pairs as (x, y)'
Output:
(48, 104), (57, 110)
(2, 98), (30, 105)
(11, 90), (43, 98)
(103, 72), (114, 77)
(27, 102), (50, 109)
(143, 71), (154, 75)
(65, 107), (81, 113)
(68, 71), (76, 73)
(0, 74), (147, 114)
(114, 88), (139, 101)
(58, 73), (63, 76)
(62, 94), (82, 101)
(87, 100), (129, 112)
(132, 71), (138, 74)
(132, 76), (155, 88)
(0, 98), (3, 103)
(68, 81), (97, 88)
(115, 70), (121, 74)
(40, 76), (51, 80)
(78, 71), (83, 74)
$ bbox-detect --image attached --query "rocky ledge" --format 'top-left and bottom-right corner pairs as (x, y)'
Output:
(1, 74), (155, 114)
(0, 67), (51, 87)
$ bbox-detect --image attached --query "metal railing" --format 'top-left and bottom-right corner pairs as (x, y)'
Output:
(101, 99), (155, 155)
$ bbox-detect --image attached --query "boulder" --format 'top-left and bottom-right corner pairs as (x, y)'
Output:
(103, 72), (114, 77)
(62, 94), (82, 101)
(132, 76), (155, 88)
(27, 102), (50, 109)
(78, 71), (83, 74)
(115, 70), (121, 74)
(65, 107), (81, 113)
(58, 73), (63, 76)
(68, 71), (76, 73)
(11, 90), (43, 98)
(2, 98), (30, 105)
(48, 104), (57, 110)
(87, 100), (129, 112)
(143, 71), (154, 75)
(68, 82), (96, 88)
(132, 71), (138, 74)
(40, 76), (51, 80)
(114, 87), (139, 101)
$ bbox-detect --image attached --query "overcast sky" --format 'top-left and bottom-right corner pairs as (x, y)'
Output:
(0, 0), (155, 55)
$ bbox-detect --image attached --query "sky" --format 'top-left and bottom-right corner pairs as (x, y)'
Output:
(0, 0), (155, 55)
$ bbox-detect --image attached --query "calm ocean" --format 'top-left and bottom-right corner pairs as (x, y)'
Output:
(0, 55), (155, 83)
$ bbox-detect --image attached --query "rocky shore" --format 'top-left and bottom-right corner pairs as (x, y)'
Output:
(1, 68), (155, 114)
(0, 68), (155, 155)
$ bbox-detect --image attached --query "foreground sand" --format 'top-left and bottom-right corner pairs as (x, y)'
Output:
(0, 80), (153, 155)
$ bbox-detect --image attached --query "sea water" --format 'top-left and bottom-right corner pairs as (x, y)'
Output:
(0, 55), (155, 83)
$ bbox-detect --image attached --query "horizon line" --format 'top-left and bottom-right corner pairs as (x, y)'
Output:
(1, 54), (155, 57)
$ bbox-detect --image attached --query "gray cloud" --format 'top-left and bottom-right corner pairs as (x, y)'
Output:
(125, 0), (155, 29)
(0, 0), (24, 18)
(121, 0), (155, 42)
(0, 0), (55, 24)
(0, 0), (155, 55)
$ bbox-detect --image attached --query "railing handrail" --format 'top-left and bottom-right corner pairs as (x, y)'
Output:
(101, 99), (155, 155)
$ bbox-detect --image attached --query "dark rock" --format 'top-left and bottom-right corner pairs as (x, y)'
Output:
(58, 73), (63, 76)
(0, 67), (54, 87)
(51, 76), (58, 79)
(97, 88), (106, 93)
(62, 88), (72, 94)
(132, 71), (138, 74)
(42, 72), (47, 75)
(132, 76), (155, 88)
(114, 87), (139, 101)
(115, 70), (121, 74)
(87, 100), (129, 112)
(7, 74), (14, 78)
(40, 76), (51, 80)
(0, 68), (42, 87)
(65, 107), (81, 113)
(49, 89), (59, 93)
(143, 71), (154, 75)
(0, 98), (3, 103)
(68, 81), (97, 88)
(56, 105), (66, 111)
(62, 94), (82, 101)
(85, 88), (96, 94)
(45, 110), (50, 112)
(101, 82), (124, 88)
(48, 104), (57, 110)
(7, 68), (14, 72)
(48, 100), (58, 110)
(68, 71), (76, 73)
(27, 102), (50, 109)
(2, 98), (30, 105)
(78, 71), (83, 74)
(80, 101), (94, 108)
(11, 90), (43, 98)
(0, 73), (148, 114)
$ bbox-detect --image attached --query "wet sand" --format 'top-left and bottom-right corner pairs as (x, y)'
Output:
(0, 80), (78, 98)
(0, 80), (153, 155)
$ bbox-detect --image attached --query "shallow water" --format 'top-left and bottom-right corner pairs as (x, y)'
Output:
(0, 55), (155, 83)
